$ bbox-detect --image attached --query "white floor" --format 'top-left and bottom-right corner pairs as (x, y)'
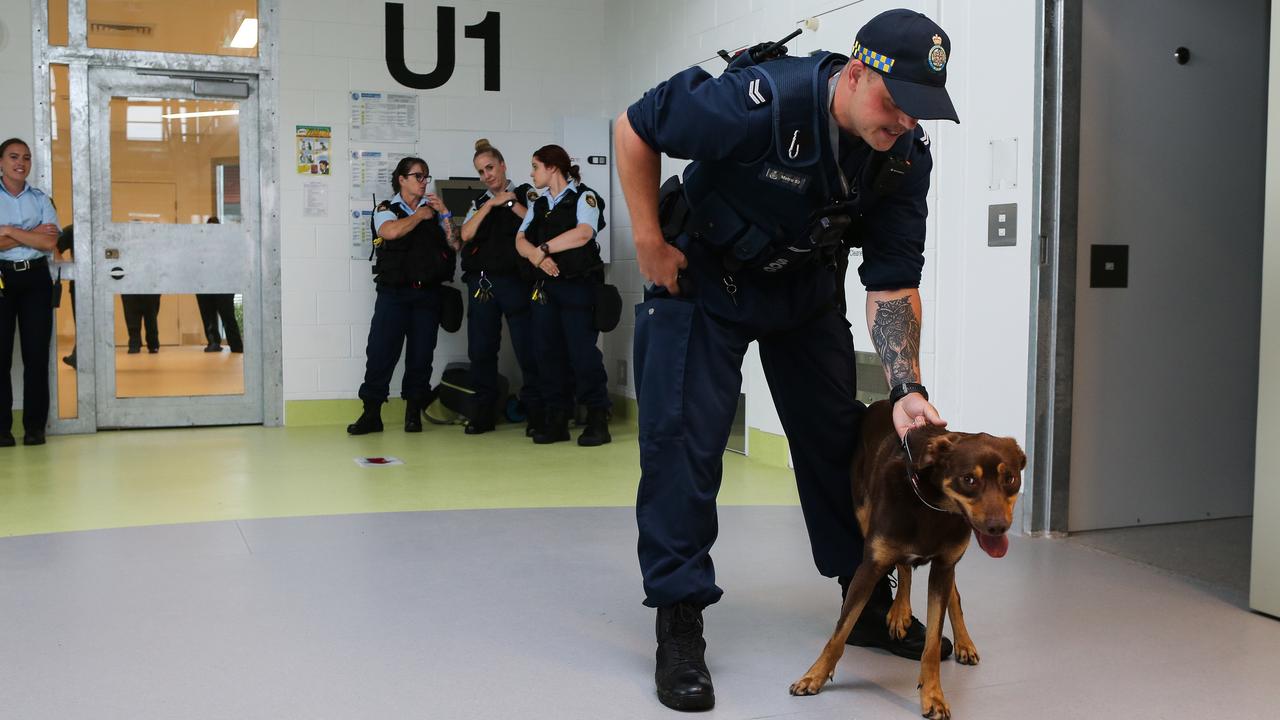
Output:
(1, 507), (1276, 719)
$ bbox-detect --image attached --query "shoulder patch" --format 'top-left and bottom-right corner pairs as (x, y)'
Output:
(584, 192), (597, 208)
(745, 75), (771, 107)
(526, 189), (539, 202)
(375, 200), (391, 211)
(917, 127), (930, 147)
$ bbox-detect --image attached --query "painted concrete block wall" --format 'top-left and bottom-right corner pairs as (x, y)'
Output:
(277, 0), (608, 405)
(601, 0), (1038, 447)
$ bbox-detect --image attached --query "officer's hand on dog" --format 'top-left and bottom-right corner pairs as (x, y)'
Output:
(413, 203), (435, 220)
(893, 393), (947, 440)
(636, 235), (687, 295)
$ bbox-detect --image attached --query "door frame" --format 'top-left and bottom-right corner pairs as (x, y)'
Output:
(31, 0), (283, 431)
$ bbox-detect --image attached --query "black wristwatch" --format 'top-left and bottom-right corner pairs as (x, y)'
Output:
(888, 382), (929, 405)
(539, 242), (551, 256)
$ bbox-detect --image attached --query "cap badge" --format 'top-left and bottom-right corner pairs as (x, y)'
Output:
(927, 34), (947, 72)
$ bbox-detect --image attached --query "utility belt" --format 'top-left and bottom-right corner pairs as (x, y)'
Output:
(659, 176), (845, 281)
(0, 256), (49, 273)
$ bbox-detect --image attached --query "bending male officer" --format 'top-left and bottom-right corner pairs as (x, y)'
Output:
(614, 9), (961, 712)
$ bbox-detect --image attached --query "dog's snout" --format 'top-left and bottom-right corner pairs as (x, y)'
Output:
(984, 521), (1009, 536)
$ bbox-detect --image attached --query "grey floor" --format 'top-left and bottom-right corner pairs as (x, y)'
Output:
(2, 508), (1278, 719)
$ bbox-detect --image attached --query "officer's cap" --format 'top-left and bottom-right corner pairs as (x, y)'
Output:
(853, 9), (959, 123)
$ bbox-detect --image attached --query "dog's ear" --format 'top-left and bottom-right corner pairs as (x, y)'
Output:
(905, 428), (955, 470)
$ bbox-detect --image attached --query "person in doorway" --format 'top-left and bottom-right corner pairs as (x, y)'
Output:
(57, 223), (76, 369)
(515, 145), (611, 447)
(120, 293), (160, 354)
(614, 9), (960, 710)
(195, 216), (244, 354)
(458, 138), (542, 436)
(0, 138), (60, 446)
(347, 156), (457, 435)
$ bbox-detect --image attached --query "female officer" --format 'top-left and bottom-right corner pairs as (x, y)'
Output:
(514, 145), (610, 447)
(347, 156), (457, 435)
(458, 139), (542, 435)
(0, 138), (60, 446)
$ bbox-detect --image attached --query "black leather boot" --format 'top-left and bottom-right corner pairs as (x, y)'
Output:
(655, 603), (714, 711)
(577, 406), (611, 446)
(532, 407), (570, 444)
(464, 405), (495, 435)
(404, 399), (423, 433)
(346, 399), (383, 435)
(842, 574), (952, 661)
(524, 402), (544, 438)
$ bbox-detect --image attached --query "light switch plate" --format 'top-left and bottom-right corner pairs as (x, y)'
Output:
(988, 203), (1017, 247)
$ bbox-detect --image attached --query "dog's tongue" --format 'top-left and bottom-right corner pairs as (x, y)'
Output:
(975, 530), (1009, 558)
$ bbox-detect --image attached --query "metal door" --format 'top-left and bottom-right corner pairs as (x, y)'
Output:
(88, 68), (263, 427)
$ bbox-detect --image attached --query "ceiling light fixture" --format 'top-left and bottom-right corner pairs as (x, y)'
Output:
(160, 109), (240, 119)
(228, 18), (258, 49)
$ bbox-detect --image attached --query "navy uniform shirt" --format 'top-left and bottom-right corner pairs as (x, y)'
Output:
(0, 182), (58, 262)
(517, 180), (600, 237)
(626, 58), (931, 291)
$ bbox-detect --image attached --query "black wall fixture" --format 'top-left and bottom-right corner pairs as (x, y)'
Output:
(1174, 46), (1190, 64)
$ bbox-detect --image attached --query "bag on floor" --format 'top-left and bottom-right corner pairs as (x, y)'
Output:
(435, 362), (509, 422)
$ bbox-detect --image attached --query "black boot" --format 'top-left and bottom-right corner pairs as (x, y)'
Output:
(464, 406), (495, 435)
(532, 407), (570, 444)
(404, 398), (423, 433)
(577, 406), (611, 446)
(346, 399), (383, 435)
(655, 603), (715, 712)
(842, 574), (952, 661)
(524, 402), (544, 438)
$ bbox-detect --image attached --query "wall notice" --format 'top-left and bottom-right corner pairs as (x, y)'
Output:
(349, 91), (419, 144)
(295, 125), (331, 175)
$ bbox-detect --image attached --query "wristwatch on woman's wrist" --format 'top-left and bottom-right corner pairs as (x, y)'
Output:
(539, 242), (551, 256)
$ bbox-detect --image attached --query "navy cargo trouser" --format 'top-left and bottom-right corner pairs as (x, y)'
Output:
(466, 272), (541, 415)
(531, 276), (609, 412)
(634, 241), (866, 609)
(358, 283), (441, 404)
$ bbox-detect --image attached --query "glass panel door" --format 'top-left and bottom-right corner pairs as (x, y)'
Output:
(88, 67), (262, 427)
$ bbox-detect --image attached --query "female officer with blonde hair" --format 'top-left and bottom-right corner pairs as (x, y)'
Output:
(458, 139), (542, 435)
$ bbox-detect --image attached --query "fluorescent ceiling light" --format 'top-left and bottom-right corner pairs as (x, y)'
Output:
(228, 18), (258, 49)
(160, 109), (240, 119)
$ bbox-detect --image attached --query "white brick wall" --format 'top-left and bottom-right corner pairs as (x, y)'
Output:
(278, 0), (609, 403)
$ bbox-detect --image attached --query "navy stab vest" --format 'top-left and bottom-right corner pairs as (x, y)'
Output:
(372, 202), (455, 287)
(524, 184), (605, 280)
(461, 183), (533, 277)
(680, 51), (920, 273)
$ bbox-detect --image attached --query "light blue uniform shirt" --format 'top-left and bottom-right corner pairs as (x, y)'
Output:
(373, 193), (451, 237)
(517, 180), (599, 236)
(0, 182), (58, 262)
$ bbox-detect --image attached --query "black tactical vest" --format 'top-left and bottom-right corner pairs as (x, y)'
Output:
(525, 184), (605, 280)
(372, 201), (455, 287)
(461, 183), (532, 277)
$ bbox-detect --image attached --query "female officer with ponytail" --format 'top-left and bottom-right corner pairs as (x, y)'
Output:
(347, 156), (456, 436)
(457, 139), (542, 435)
(515, 144), (610, 447)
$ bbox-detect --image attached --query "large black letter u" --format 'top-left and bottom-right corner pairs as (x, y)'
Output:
(385, 3), (455, 90)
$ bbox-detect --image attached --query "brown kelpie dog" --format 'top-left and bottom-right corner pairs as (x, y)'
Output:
(789, 400), (1025, 719)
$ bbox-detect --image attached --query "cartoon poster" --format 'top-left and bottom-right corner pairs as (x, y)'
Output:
(295, 125), (332, 175)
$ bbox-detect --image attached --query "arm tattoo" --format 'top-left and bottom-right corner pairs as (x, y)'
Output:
(870, 297), (921, 387)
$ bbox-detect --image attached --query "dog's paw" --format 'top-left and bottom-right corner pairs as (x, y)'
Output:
(886, 605), (913, 641)
(954, 639), (980, 666)
(919, 687), (951, 719)
(789, 672), (832, 696)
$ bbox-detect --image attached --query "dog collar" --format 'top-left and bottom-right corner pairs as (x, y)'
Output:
(902, 429), (949, 514)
